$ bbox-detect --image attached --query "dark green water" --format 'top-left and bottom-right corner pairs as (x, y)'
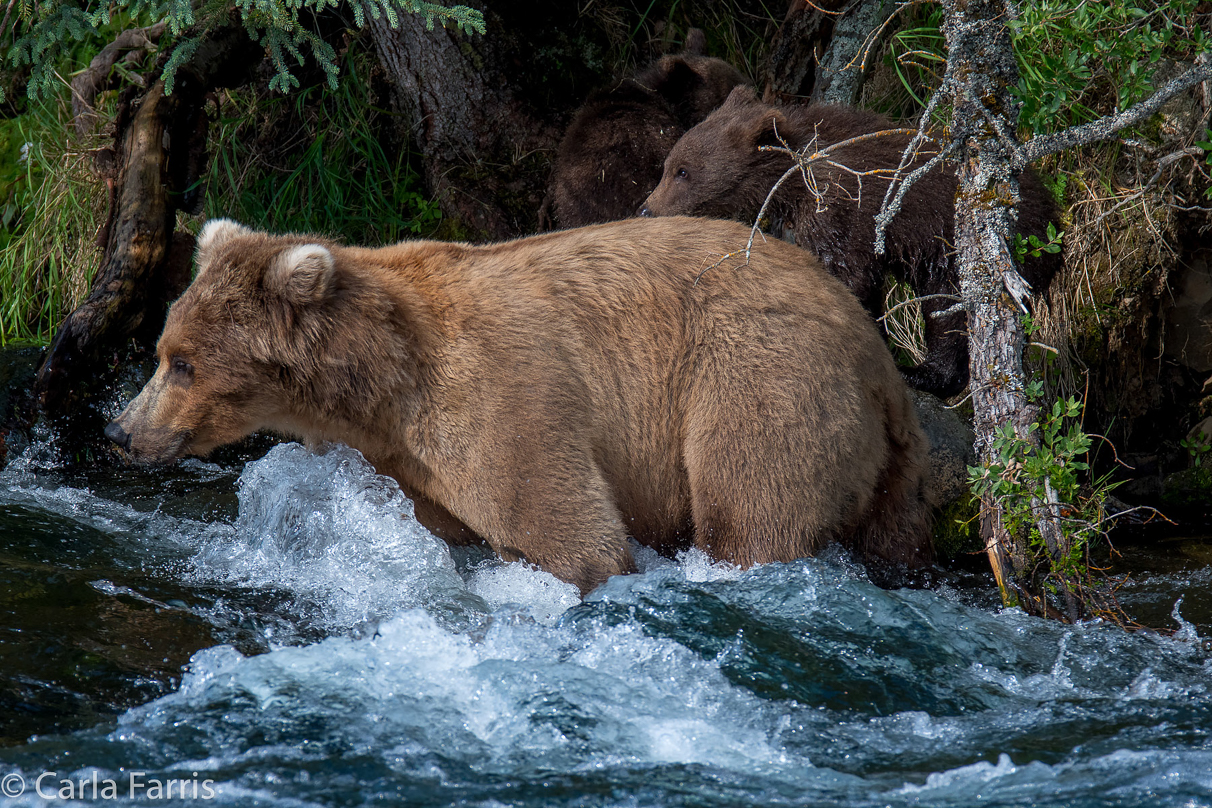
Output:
(1, 437), (1211, 807)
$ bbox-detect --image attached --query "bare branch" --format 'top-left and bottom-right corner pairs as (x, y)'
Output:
(1016, 60), (1212, 168)
(71, 22), (167, 136)
(749, 126), (918, 261)
(874, 67), (958, 254)
(1091, 146), (1206, 226)
(875, 293), (962, 323)
(873, 137), (959, 254)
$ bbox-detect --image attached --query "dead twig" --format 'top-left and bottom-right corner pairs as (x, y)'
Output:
(1091, 146), (1206, 227)
(875, 292), (962, 323)
(752, 125), (920, 262)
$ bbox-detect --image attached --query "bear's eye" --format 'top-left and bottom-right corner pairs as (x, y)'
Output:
(676, 167), (689, 180)
(170, 356), (195, 378)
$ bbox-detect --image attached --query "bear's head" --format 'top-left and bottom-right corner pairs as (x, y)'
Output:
(633, 29), (747, 129)
(105, 219), (342, 463)
(639, 85), (789, 220)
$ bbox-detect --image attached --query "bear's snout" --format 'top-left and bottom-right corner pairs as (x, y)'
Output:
(104, 421), (132, 452)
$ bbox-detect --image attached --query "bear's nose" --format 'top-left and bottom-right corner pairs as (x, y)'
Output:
(104, 421), (132, 452)
(638, 206), (652, 217)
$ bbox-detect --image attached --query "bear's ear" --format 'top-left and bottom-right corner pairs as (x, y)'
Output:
(653, 57), (701, 104)
(195, 219), (252, 276)
(738, 107), (791, 151)
(265, 243), (336, 306)
(197, 218), (252, 254)
(683, 28), (707, 56)
(721, 84), (759, 110)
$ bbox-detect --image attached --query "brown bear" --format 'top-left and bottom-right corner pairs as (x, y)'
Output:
(105, 216), (933, 593)
(540, 29), (747, 230)
(639, 85), (1061, 398)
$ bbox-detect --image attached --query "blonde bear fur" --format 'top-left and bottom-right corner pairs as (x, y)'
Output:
(107, 217), (933, 593)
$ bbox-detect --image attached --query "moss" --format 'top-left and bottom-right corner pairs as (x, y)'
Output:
(934, 493), (983, 560)
(1161, 466), (1212, 507)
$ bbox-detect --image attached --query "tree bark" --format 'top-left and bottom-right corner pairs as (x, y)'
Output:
(761, 0), (896, 105)
(761, 0), (841, 103)
(366, 2), (610, 240)
(938, 0), (1036, 607)
(33, 22), (262, 457)
(811, 0), (898, 105)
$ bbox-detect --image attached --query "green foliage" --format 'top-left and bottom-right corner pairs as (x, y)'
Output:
(968, 390), (1120, 587)
(0, 92), (106, 345)
(1180, 429), (1212, 468)
(196, 43), (440, 245)
(1012, 221), (1064, 262)
(1197, 130), (1212, 199)
(886, 5), (948, 119)
(7, 0), (485, 101)
(1008, 0), (1210, 135)
(881, 1), (1208, 137)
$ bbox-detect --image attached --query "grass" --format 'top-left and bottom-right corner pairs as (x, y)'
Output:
(0, 34), (442, 347)
(0, 89), (107, 346)
(192, 42), (441, 246)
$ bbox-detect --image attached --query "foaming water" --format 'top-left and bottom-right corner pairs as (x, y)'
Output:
(3, 440), (1212, 807)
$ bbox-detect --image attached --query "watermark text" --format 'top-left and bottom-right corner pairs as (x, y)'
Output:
(2, 771), (216, 800)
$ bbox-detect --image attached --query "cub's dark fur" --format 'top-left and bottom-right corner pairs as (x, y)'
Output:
(542, 30), (747, 229)
(641, 86), (1060, 398)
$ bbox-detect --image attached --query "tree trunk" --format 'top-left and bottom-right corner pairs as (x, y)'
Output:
(811, 0), (898, 105)
(941, 0), (1044, 610)
(761, 0), (897, 105)
(32, 22), (262, 458)
(366, 2), (611, 240)
(761, 0), (841, 102)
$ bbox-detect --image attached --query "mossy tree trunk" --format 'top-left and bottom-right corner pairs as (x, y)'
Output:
(938, 0), (1059, 612)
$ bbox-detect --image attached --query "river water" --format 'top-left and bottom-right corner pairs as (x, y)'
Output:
(1, 436), (1211, 807)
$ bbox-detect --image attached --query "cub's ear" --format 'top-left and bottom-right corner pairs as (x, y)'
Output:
(265, 243), (336, 306)
(652, 57), (699, 103)
(721, 84), (759, 110)
(737, 107), (791, 151)
(683, 28), (707, 56)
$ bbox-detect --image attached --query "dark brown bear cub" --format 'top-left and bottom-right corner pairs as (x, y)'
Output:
(640, 85), (1060, 398)
(106, 217), (933, 594)
(542, 30), (746, 229)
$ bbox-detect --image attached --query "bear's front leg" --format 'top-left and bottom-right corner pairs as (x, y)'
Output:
(440, 454), (637, 596)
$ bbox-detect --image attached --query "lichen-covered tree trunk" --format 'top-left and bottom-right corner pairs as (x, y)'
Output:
(762, 0), (896, 105)
(811, 0), (898, 105)
(366, 2), (608, 240)
(940, 0), (1036, 606)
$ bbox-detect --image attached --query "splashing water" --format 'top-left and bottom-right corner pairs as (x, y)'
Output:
(2, 440), (1212, 807)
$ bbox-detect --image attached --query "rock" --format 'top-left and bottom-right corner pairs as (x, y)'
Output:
(0, 345), (41, 466)
(910, 389), (976, 510)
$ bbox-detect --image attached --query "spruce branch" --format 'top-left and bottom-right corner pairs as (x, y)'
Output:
(6, 0), (485, 100)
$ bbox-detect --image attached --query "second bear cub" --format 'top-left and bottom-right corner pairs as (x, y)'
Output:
(641, 86), (1060, 398)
